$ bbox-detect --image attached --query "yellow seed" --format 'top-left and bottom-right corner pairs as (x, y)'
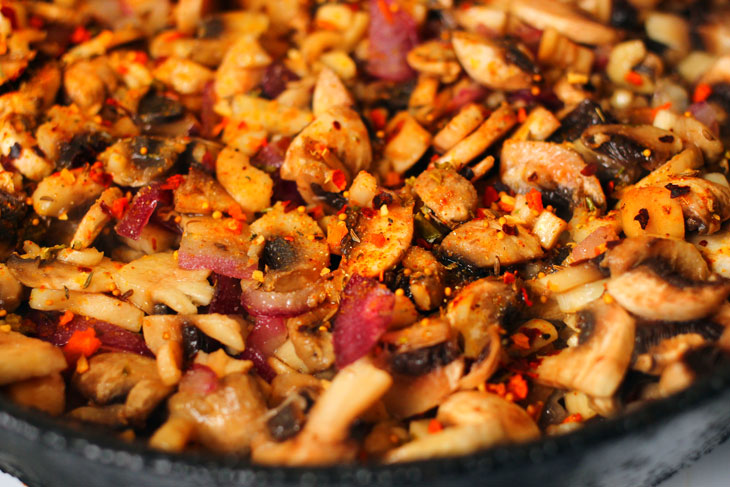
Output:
(140, 146), (148, 155)
(252, 270), (265, 282)
(444, 287), (452, 297)
(58, 213), (68, 221)
(338, 213), (347, 220)
(380, 205), (389, 216)
(540, 295), (548, 303)
(173, 250), (179, 260)
(307, 234), (315, 241)
(477, 382), (486, 392)
(31, 218), (39, 226)
(498, 217), (507, 225)
(343, 191), (350, 198)
(395, 288), (405, 296)
(320, 267), (331, 276)
(212, 210), (222, 219)
(297, 206), (306, 213)
(25, 197), (33, 206)
(318, 325), (328, 332)
(537, 272), (546, 279)
(497, 231), (505, 240)
(531, 86), (540, 96)
(603, 293), (615, 304)
(174, 216), (182, 223)
(201, 201), (210, 210)
(0, 310), (6, 317)
(76, 355), (89, 374)
(642, 149), (651, 157)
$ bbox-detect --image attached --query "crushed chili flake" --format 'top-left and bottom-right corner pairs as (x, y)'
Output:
(483, 186), (499, 207)
(332, 170), (347, 191)
(89, 162), (112, 187)
(227, 204), (247, 221)
(562, 413), (583, 424)
(70, 26), (92, 44)
(384, 171), (403, 188)
(309, 205), (325, 220)
(502, 223), (518, 236)
(634, 208), (649, 229)
(650, 102), (672, 120)
(511, 332), (531, 350)
(526, 188), (543, 212)
(624, 71), (643, 86)
(665, 183), (691, 198)
(58, 310), (74, 327)
(507, 373), (529, 400)
(371, 234), (386, 247)
(160, 174), (184, 190)
(416, 237), (433, 249)
(337, 204), (349, 215)
(693, 83), (712, 104)
(520, 287), (533, 307)
(29, 16), (44, 29)
(282, 200), (298, 213)
(377, 0), (395, 23)
(486, 382), (507, 397)
(517, 107), (527, 123)
(427, 419), (443, 433)
(361, 207), (377, 218)
(133, 51), (148, 65)
(502, 271), (516, 284)
(110, 197), (129, 219)
(580, 163), (598, 176)
(370, 108), (388, 130)
(63, 328), (101, 362)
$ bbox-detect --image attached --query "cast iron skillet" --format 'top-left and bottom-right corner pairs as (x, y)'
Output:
(1, 362), (729, 487)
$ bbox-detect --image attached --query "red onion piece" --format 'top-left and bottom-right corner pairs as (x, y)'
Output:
(445, 83), (489, 113)
(689, 101), (720, 136)
(367, 0), (419, 82)
(240, 347), (276, 383)
(261, 63), (300, 99)
(240, 281), (315, 317)
(251, 138), (304, 206)
(247, 316), (287, 356)
(207, 273), (244, 315)
(333, 274), (395, 369)
(179, 364), (219, 395)
(115, 184), (172, 240)
(177, 217), (257, 279)
(32, 311), (152, 357)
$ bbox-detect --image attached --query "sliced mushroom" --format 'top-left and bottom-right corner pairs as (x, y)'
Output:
(73, 352), (158, 404)
(32, 167), (107, 218)
(452, 31), (534, 91)
(446, 277), (518, 359)
(601, 236), (711, 280)
(658, 175), (730, 235)
(72, 187), (124, 249)
(384, 391), (539, 462)
(534, 301), (635, 397)
(413, 168), (477, 227)
(286, 304), (336, 372)
(440, 216), (544, 269)
(382, 112), (432, 174)
(0, 331), (67, 386)
(214, 36), (270, 99)
(501, 139), (605, 209)
(509, 0), (618, 45)
(281, 106), (372, 207)
(100, 136), (187, 187)
(312, 67), (353, 117)
(401, 247), (446, 311)
(407, 40), (462, 84)
(4, 372), (66, 416)
(653, 108), (724, 163)
(0, 263), (23, 312)
(343, 192), (414, 278)
(7, 254), (117, 294)
(166, 372), (267, 453)
(580, 124), (683, 184)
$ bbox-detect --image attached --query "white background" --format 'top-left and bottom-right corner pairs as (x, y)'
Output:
(1, 439), (728, 486)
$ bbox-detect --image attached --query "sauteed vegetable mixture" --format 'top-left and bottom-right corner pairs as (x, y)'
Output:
(1, 0), (730, 464)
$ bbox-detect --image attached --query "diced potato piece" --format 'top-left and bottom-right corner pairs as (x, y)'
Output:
(32, 167), (106, 217)
(221, 95), (313, 137)
(511, 106), (561, 141)
(29, 288), (145, 332)
(0, 331), (67, 386)
(157, 341), (183, 386)
(619, 186), (685, 239)
(142, 315), (183, 355)
(154, 57), (213, 95)
(72, 352), (158, 404)
(533, 211), (568, 249)
(215, 147), (272, 215)
(384, 112), (432, 174)
(5, 373), (65, 416)
(433, 104), (488, 153)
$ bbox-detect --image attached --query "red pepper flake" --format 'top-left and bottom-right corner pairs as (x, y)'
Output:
(511, 332), (531, 350)
(361, 207), (377, 218)
(634, 208), (649, 230)
(580, 163), (598, 176)
(0, 7), (17, 29)
(517, 107), (527, 123)
(507, 373), (529, 400)
(89, 162), (112, 187)
(212, 117), (229, 137)
(498, 199), (515, 212)
(427, 419), (443, 434)
(474, 207), (491, 220)
(371, 234), (386, 247)
(282, 200), (298, 213)
(226, 219), (244, 234)
(201, 150), (216, 171)
(70, 26), (92, 44)
(430, 153), (439, 163)
(160, 174), (184, 190)
(486, 382), (507, 397)
(521, 287), (533, 307)
(332, 170), (347, 191)
(226, 204), (247, 221)
(562, 413), (583, 424)
(416, 237), (433, 250)
(308, 205), (325, 220)
(110, 197), (129, 220)
(665, 183), (691, 198)
(161, 31), (185, 42)
(698, 240), (708, 247)
(502, 271), (516, 284)
(370, 108), (387, 130)
(650, 102), (672, 120)
(624, 71), (643, 87)
(526, 188), (543, 212)
(58, 310), (74, 327)
(483, 186), (499, 207)
(377, 0), (394, 24)
(63, 328), (101, 362)
(29, 16), (44, 29)
(133, 51), (148, 65)
(337, 204), (349, 215)
(693, 83), (713, 104)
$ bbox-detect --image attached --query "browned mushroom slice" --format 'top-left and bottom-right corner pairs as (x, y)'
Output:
(451, 31), (534, 91)
(534, 301), (635, 398)
(164, 372), (267, 453)
(401, 247), (446, 311)
(4, 373), (66, 416)
(413, 168), (477, 227)
(99, 136), (187, 187)
(653, 109), (723, 162)
(607, 268), (730, 322)
(73, 353), (158, 404)
(384, 391), (539, 462)
(174, 166), (238, 215)
(440, 217), (543, 269)
(500, 139), (605, 208)
(6, 254), (117, 294)
(68, 404), (128, 428)
(602, 236), (711, 279)
(446, 277), (518, 359)
(660, 176), (730, 235)
(580, 124), (684, 184)
(0, 331), (67, 386)
(123, 378), (174, 424)
(286, 304), (336, 373)
(0, 263), (23, 312)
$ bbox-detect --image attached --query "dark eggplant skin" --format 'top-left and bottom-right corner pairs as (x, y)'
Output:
(1, 361), (730, 487)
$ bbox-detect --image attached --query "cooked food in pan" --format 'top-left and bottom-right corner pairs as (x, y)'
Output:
(1, 0), (729, 465)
